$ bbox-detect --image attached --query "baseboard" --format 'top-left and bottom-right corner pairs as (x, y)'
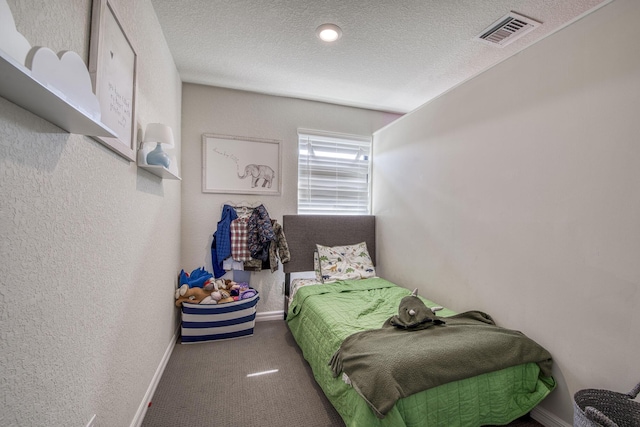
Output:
(130, 325), (180, 427)
(531, 406), (572, 427)
(256, 310), (284, 322)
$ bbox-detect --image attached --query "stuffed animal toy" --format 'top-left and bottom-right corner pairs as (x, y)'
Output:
(203, 278), (225, 292)
(179, 267), (213, 288)
(204, 280), (234, 304)
(385, 288), (445, 330)
(240, 288), (257, 299)
(218, 279), (237, 290)
(175, 285), (213, 307)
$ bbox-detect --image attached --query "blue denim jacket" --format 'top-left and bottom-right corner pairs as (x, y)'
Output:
(215, 204), (238, 267)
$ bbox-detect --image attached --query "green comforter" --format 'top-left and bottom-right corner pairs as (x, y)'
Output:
(329, 310), (553, 419)
(287, 278), (555, 427)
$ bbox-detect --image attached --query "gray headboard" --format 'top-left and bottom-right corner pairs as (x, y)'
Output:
(283, 215), (376, 273)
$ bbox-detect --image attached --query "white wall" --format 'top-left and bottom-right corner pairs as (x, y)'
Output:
(372, 0), (640, 423)
(181, 84), (400, 313)
(0, 1), (182, 426)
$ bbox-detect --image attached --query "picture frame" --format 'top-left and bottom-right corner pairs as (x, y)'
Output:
(88, 0), (137, 161)
(202, 134), (281, 195)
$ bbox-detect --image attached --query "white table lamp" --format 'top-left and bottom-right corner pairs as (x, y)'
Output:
(143, 123), (174, 168)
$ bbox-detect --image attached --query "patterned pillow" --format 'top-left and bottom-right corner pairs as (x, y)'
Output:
(313, 250), (323, 282)
(316, 242), (376, 283)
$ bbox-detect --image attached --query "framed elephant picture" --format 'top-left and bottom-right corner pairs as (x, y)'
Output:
(202, 134), (281, 195)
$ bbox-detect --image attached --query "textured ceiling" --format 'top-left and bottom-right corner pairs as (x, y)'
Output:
(150, 0), (611, 113)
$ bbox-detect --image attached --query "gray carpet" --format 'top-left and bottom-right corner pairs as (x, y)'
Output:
(141, 320), (543, 427)
(142, 320), (343, 427)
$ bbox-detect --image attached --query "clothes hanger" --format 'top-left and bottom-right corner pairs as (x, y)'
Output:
(221, 200), (267, 219)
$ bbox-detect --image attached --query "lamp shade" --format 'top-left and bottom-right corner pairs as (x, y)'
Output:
(143, 123), (174, 148)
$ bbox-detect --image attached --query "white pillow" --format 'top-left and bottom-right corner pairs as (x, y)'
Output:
(316, 242), (376, 283)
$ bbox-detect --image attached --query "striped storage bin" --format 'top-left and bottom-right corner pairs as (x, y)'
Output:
(180, 293), (259, 343)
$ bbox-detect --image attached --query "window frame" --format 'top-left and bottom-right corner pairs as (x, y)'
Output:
(297, 128), (372, 215)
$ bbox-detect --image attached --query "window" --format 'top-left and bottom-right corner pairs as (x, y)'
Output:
(297, 129), (371, 215)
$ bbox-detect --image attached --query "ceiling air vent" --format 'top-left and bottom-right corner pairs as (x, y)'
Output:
(474, 12), (542, 47)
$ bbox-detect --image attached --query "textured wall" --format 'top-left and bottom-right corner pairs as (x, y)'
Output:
(372, 0), (639, 424)
(0, 1), (182, 426)
(180, 85), (400, 313)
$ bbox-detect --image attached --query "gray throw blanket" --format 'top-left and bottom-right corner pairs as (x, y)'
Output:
(329, 310), (553, 419)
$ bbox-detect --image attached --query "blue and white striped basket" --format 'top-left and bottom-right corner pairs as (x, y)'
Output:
(180, 293), (259, 343)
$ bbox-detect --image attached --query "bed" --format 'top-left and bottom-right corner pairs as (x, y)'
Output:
(283, 214), (556, 427)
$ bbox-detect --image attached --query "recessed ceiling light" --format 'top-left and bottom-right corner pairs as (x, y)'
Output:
(316, 23), (342, 42)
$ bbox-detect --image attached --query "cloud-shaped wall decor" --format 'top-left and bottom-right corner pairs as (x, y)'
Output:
(26, 47), (101, 121)
(0, 0), (32, 66)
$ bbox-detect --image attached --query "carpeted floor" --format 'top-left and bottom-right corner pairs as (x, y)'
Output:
(141, 320), (543, 427)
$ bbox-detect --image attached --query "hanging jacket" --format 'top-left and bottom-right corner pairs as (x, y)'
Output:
(210, 233), (227, 279)
(269, 221), (290, 272)
(247, 204), (274, 261)
(215, 204), (238, 267)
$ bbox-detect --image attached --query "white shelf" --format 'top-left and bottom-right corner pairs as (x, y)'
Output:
(138, 164), (181, 180)
(0, 49), (115, 137)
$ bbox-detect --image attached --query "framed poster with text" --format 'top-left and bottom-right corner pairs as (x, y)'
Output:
(89, 0), (137, 161)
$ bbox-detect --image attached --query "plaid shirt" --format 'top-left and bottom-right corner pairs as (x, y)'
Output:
(230, 217), (252, 261)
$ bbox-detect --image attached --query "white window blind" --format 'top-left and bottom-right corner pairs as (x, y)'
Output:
(297, 130), (371, 215)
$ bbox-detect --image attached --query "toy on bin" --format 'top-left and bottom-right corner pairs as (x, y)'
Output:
(240, 288), (257, 300)
(175, 276), (257, 306)
(178, 267), (213, 288)
(174, 285), (212, 307)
